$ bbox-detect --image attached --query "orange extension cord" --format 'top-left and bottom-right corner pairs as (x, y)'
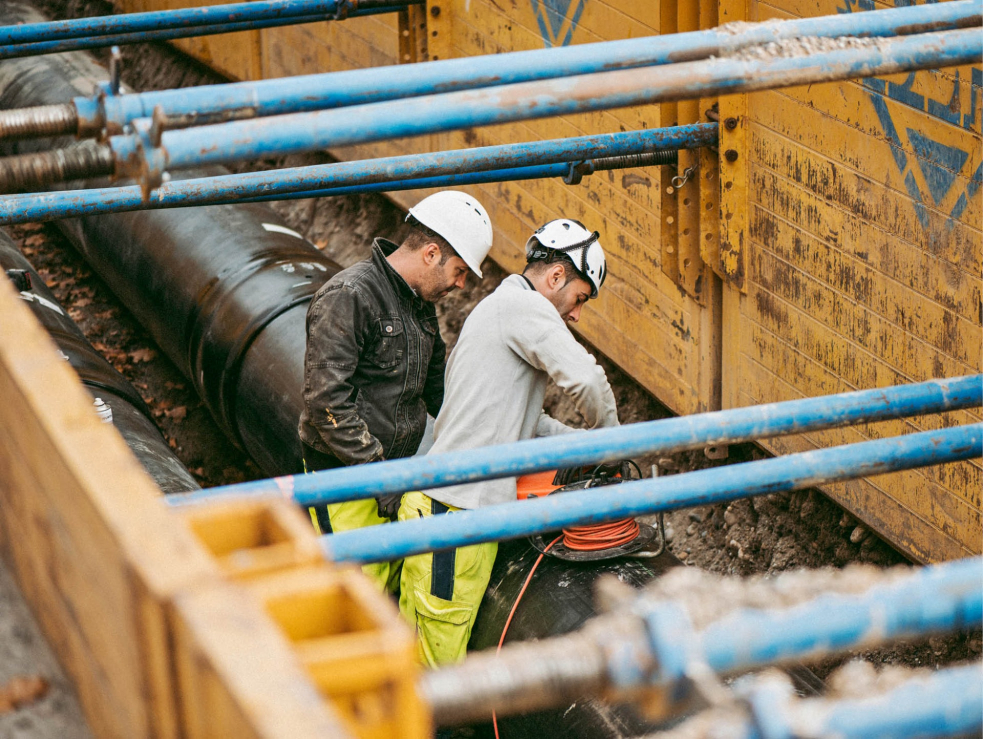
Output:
(561, 517), (640, 551)
(492, 518), (640, 737)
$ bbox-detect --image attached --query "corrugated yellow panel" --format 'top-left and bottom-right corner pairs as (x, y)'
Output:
(748, 118), (981, 281)
(753, 88), (981, 230)
(360, 0), (713, 415)
(731, 0), (983, 562)
(147, 0), (261, 80)
(736, 335), (979, 560)
(749, 202), (981, 367)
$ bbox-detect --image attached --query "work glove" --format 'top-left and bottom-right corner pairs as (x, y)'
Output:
(376, 493), (403, 520)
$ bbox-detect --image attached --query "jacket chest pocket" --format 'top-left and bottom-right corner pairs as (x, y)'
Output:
(369, 317), (404, 368)
(419, 316), (438, 353)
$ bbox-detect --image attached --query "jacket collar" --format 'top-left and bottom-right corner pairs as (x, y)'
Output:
(372, 238), (427, 311)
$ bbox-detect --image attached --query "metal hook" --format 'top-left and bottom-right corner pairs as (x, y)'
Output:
(109, 46), (123, 96)
(670, 164), (697, 189)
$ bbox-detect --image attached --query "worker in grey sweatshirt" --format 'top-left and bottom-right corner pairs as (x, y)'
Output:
(396, 218), (620, 667)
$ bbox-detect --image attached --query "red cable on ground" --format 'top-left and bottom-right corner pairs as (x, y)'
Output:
(492, 534), (562, 739)
(491, 519), (640, 737)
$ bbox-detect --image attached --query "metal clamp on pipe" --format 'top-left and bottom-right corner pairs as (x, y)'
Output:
(332, 0), (353, 20)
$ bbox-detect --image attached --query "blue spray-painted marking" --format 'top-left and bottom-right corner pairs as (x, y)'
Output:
(530, 0), (587, 48)
(927, 70), (963, 125)
(835, 1), (980, 232)
(907, 128), (971, 205)
(869, 93), (909, 171)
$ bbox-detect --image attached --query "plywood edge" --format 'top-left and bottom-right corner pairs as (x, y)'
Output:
(171, 577), (354, 739)
(0, 273), (375, 738)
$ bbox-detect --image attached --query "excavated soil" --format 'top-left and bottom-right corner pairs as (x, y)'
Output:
(2, 3), (979, 734)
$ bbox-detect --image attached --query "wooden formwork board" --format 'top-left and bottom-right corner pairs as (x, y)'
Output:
(0, 274), (368, 737)
(170, 579), (355, 739)
(0, 272), (223, 738)
(720, 0), (982, 563)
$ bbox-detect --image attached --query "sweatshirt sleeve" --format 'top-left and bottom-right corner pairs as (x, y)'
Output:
(535, 410), (580, 437)
(302, 284), (385, 465)
(507, 299), (620, 431)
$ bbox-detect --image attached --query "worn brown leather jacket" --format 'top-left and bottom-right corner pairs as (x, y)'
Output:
(298, 238), (445, 465)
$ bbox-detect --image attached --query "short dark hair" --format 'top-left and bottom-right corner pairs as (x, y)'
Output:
(522, 251), (580, 287)
(402, 217), (456, 264)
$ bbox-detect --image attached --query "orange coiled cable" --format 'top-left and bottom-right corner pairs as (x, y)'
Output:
(561, 518), (640, 550)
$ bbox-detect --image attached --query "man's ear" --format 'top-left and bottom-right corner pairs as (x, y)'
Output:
(547, 263), (565, 289)
(422, 242), (441, 266)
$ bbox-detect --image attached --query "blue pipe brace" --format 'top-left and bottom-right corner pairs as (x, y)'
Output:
(0, 0), (360, 44)
(633, 556), (983, 692)
(592, 557), (981, 722)
(318, 422), (982, 564)
(735, 662), (982, 739)
(0, 3), (411, 59)
(167, 375), (982, 510)
(67, 0), (981, 136)
(108, 26), (983, 192)
(0, 124), (716, 224)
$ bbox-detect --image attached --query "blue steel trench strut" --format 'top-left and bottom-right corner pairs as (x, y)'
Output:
(0, 20), (979, 193)
(168, 374), (983, 509)
(320, 423), (983, 564)
(0, 0), (976, 140)
(0, 2), (418, 60)
(424, 556), (983, 725)
(90, 26), (983, 192)
(0, 125), (713, 223)
(0, 0), (416, 45)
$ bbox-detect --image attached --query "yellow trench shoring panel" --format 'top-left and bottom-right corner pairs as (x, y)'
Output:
(117, 0), (980, 562)
(0, 272), (427, 738)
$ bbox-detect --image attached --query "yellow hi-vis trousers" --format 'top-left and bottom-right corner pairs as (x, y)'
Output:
(322, 499), (403, 593)
(397, 491), (498, 667)
(302, 452), (401, 593)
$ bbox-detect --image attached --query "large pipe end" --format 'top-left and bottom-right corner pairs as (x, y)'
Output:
(0, 103), (78, 142)
(0, 142), (113, 194)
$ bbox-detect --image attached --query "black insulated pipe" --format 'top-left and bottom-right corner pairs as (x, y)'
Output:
(0, 3), (342, 475)
(0, 229), (199, 494)
(465, 540), (681, 738)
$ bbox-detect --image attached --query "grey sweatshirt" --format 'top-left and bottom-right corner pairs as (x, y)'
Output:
(428, 274), (619, 509)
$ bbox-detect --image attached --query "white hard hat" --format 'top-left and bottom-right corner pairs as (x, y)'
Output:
(525, 219), (607, 299)
(407, 191), (493, 278)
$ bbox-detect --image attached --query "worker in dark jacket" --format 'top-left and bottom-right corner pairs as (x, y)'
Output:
(298, 190), (493, 591)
